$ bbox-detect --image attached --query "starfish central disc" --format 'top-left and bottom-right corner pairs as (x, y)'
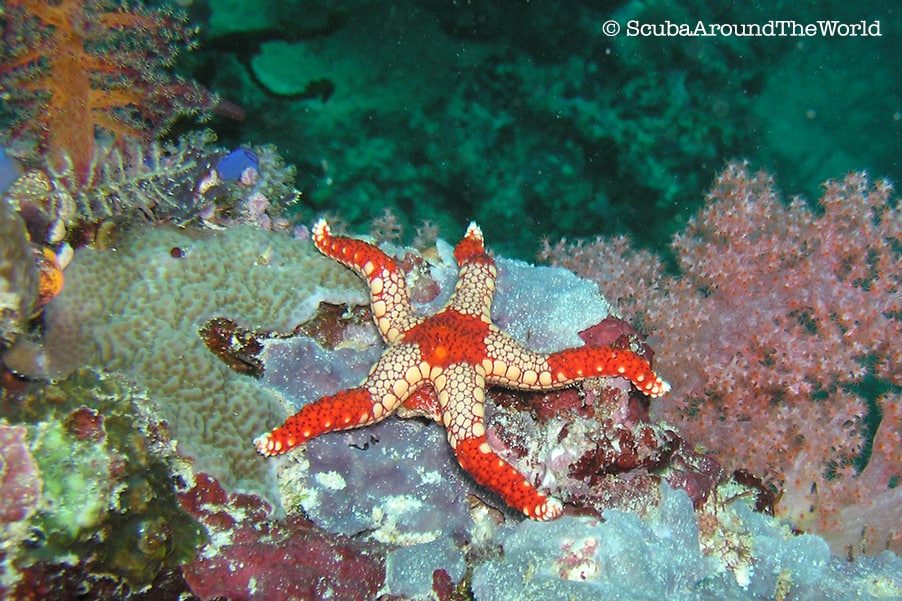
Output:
(404, 311), (489, 368)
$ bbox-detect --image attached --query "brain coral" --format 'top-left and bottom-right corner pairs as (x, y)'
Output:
(41, 225), (364, 508)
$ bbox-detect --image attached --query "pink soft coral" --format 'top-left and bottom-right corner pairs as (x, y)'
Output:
(545, 162), (902, 555)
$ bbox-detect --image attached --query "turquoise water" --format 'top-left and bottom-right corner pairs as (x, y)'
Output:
(189, 0), (902, 257)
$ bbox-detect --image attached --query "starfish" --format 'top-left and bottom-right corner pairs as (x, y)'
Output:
(255, 219), (669, 520)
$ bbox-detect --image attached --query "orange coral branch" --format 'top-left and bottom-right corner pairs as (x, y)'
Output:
(1, 0), (215, 185)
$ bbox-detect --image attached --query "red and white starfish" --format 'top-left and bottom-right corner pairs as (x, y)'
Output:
(255, 219), (669, 520)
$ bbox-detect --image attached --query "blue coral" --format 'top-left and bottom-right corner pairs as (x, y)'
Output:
(215, 147), (259, 181)
(471, 485), (902, 601)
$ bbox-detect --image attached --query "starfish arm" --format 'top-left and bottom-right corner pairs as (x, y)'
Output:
(481, 330), (562, 389)
(448, 223), (497, 322)
(546, 346), (670, 397)
(312, 219), (421, 343)
(436, 363), (562, 520)
(254, 387), (382, 456)
(448, 260), (497, 321)
(481, 331), (670, 397)
(255, 344), (426, 456)
(454, 436), (563, 520)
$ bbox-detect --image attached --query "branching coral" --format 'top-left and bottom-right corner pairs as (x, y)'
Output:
(1, 0), (215, 184)
(545, 163), (902, 554)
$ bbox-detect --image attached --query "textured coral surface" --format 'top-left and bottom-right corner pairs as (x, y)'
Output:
(0, 198), (38, 345)
(472, 485), (902, 601)
(179, 473), (385, 601)
(42, 226), (364, 506)
(0, 422), (41, 524)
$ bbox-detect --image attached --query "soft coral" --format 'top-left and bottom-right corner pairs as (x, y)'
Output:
(1, 0), (215, 184)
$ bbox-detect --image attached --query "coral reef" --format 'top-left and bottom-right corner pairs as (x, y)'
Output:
(2, 369), (205, 595)
(178, 229), (726, 597)
(0, 0), (215, 183)
(3, 0), (902, 598)
(2, 132), (299, 247)
(471, 485), (902, 601)
(178, 472), (386, 601)
(546, 163), (902, 554)
(40, 225), (365, 507)
(0, 197), (39, 347)
(3, 203), (901, 599)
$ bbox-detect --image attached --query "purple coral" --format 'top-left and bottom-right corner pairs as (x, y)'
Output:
(0, 422), (41, 524)
(545, 163), (902, 553)
(179, 473), (385, 601)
